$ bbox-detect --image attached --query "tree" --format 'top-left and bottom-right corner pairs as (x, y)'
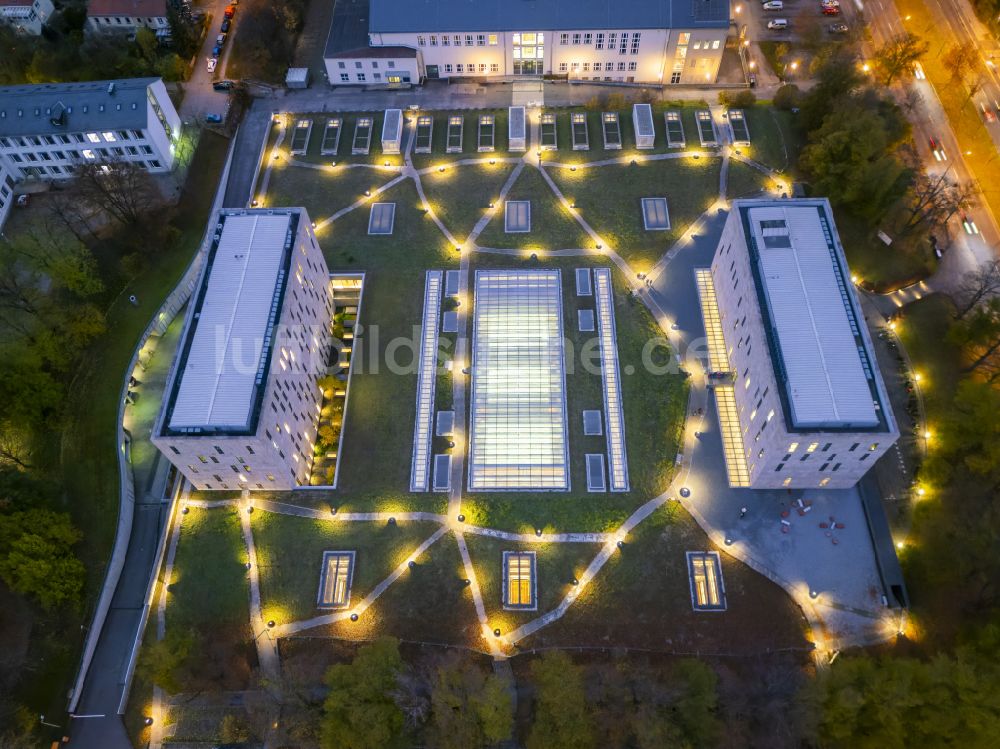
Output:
(800, 48), (864, 132)
(671, 659), (722, 748)
(0, 508), (85, 611)
(873, 32), (929, 86)
(74, 160), (162, 228)
(527, 651), (595, 749)
(426, 659), (513, 748)
(476, 670), (514, 744)
(948, 298), (1000, 380)
(900, 172), (974, 236)
(321, 637), (406, 749)
(942, 42), (979, 85)
(773, 84), (801, 110)
(218, 714), (252, 743)
(138, 628), (196, 694)
(952, 260), (1000, 321)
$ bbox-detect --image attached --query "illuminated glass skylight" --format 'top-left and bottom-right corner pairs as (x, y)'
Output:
(410, 271), (443, 492)
(593, 268), (629, 492)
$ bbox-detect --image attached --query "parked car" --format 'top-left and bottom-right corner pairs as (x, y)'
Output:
(821, 0), (840, 6)
(822, 5), (841, 14)
(212, 45), (222, 56)
(216, 33), (227, 46)
(221, 19), (230, 32)
(207, 57), (217, 73)
(224, 4), (235, 18)
(763, 1), (783, 9)
(929, 136), (947, 162)
(205, 113), (223, 124)
(980, 100), (997, 123)
(767, 19), (789, 29)
(213, 80), (235, 91)
(828, 22), (849, 33)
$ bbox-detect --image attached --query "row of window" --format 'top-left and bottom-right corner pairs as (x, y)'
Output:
(93, 15), (166, 25)
(559, 31), (641, 54)
(0, 129), (146, 149)
(6, 143), (154, 163)
(17, 160), (160, 178)
(336, 59), (397, 70)
(417, 32), (499, 47)
(440, 63), (501, 74)
(560, 61), (637, 73)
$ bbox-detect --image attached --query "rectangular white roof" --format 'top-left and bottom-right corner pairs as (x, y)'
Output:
(748, 205), (878, 428)
(168, 213), (292, 431)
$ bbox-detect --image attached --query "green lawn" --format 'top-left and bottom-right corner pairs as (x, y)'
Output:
(835, 209), (935, 292)
(549, 156), (722, 271)
(461, 255), (689, 534)
(518, 505), (810, 653)
(464, 534), (602, 636)
(410, 108), (511, 170)
(896, 294), (962, 420)
(741, 106), (802, 174)
(474, 164), (593, 250)
(727, 160), (770, 200)
(166, 506), (249, 632)
(251, 510), (441, 624)
(420, 160), (519, 243)
(262, 161), (398, 225)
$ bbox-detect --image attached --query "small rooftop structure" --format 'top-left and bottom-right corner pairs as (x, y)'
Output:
(285, 67), (310, 89)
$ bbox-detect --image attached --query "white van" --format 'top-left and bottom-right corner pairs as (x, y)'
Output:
(763, 1), (783, 8)
(767, 19), (789, 29)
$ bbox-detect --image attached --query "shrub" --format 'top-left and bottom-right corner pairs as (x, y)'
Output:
(773, 84), (802, 111)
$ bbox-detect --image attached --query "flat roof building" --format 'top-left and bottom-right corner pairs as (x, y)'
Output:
(152, 208), (334, 491)
(703, 199), (899, 489)
(1, 0), (54, 35)
(325, 0), (729, 86)
(0, 77), (180, 183)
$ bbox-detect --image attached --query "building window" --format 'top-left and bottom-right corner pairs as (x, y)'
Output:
(559, 62), (568, 72)
(355, 61), (362, 69)
(678, 32), (690, 45)
(502, 551), (537, 610)
(631, 33), (641, 54)
(445, 64), (453, 73)
(687, 552), (726, 611)
(619, 33), (628, 54)
(849, 443), (860, 452)
(712, 40), (721, 50)
(477, 34), (485, 46)
(560, 33), (568, 45)
(340, 73), (349, 82)
(430, 34), (437, 46)
(357, 73), (365, 81)
(584, 32), (592, 45)
(694, 41), (702, 50)
(628, 61), (636, 71)
(490, 63), (499, 72)
(488, 34), (498, 45)
(572, 32), (581, 44)
(465, 34), (474, 45)
(338, 61), (345, 69)
(583, 62), (590, 71)
(820, 478), (831, 487)
(387, 60), (395, 68)
(373, 72), (381, 80)
(417, 35), (425, 46)
(479, 63), (486, 72)
(605, 62), (613, 71)
(456, 63), (463, 73)
(596, 32), (604, 49)
(453, 34), (461, 45)
(371, 61), (379, 69)
(442, 35), (450, 46)
(608, 32), (616, 48)
(86, 132), (101, 143)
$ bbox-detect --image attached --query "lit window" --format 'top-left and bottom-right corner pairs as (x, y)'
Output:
(82, 149), (95, 159)
(766, 409), (775, 422)
(317, 551), (355, 608)
(687, 552), (726, 610)
(559, 62), (568, 72)
(788, 442), (799, 453)
(678, 32), (690, 45)
(820, 478), (831, 487)
(712, 40), (721, 50)
(502, 551), (537, 610)
(807, 442), (819, 453)
(86, 133), (101, 143)
(783, 477), (792, 486)
(869, 442), (879, 451)
(694, 41), (702, 50)
(488, 34), (498, 45)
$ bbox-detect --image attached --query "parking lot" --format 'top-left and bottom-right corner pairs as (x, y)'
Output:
(741, 0), (856, 78)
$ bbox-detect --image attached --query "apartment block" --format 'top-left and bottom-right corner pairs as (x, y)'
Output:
(705, 199), (899, 489)
(87, 0), (168, 34)
(0, 0), (54, 35)
(152, 209), (335, 491)
(0, 77), (180, 182)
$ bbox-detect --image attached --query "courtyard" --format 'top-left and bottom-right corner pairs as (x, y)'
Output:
(128, 102), (899, 745)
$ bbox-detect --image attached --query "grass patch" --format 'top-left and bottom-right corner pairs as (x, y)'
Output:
(475, 165), (592, 250)
(460, 255), (689, 534)
(274, 112), (406, 168)
(518, 504), (810, 653)
(166, 506), (249, 632)
(835, 209), (935, 292)
(420, 160), (519, 243)
(262, 161), (398, 225)
(251, 510), (441, 624)
(316, 530), (482, 647)
(741, 107), (802, 175)
(727, 160), (770, 199)
(550, 156), (721, 271)
(896, 294), (962, 420)
(464, 535), (603, 636)
(410, 108), (510, 170)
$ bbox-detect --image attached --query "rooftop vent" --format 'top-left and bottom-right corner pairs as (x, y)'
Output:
(108, 82), (116, 96)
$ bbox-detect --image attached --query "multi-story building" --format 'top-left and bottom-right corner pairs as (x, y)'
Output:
(704, 199), (899, 490)
(86, 0), (168, 35)
(0, 0), (54, 35)
(324, 0), (730, 86)
(152, 209), (335, 492)
(0, 77), (180, 182)
(0, 157), (15, 231)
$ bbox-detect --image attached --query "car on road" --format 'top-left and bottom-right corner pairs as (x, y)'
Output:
(213, 80), (235, 91)
(980, 100), (997, 123)
(821, 0), (840, 6)
(828, 22), (849, 33)
(763, 1), (783, 8)
(221, 19), (230, 32)
(224, 4), (235, 18)
(929, 137), (947, 161)
(960, 211), (980, 235)
(767, 19), (789, 29)
(205, 113), (223, 124)
(212, 45), (222, 56)
(207, 57), (217, 73)
(216, 33), (227, 46)
(913, 62), (926, 79)
(822, 5), (841, 14)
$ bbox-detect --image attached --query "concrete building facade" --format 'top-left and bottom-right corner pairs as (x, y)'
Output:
(86, 0), (168, 34)
(324, 0), (730, 86)
(708, 199), (898, 489)
(0, 0), (54, 35)
(0, 157), (15, 231)
(152, 209), (334, 491)
(0, 77), (180, 182)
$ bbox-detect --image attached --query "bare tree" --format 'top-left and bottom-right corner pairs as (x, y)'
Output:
(953, 260), (1000, 321)
(873, 32), (929, 86)
(900, 172), (974, 236)
(74, 158), (162, 228)
(942, 42), (980, 86)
